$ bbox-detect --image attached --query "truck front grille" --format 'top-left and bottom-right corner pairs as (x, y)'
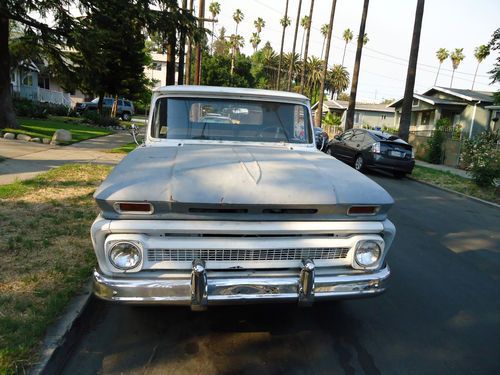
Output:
(147, 248), (350, 262)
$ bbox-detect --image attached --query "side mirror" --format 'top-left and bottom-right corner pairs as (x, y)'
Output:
(334, 135), (341, 141)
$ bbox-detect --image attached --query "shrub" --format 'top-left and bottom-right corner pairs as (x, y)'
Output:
(323, 112), (342, 126)
(426, 118), (449, 164)
(82, 111), (120, 128)
(13, 98), (70, 118)
(461, 131), (500, 187)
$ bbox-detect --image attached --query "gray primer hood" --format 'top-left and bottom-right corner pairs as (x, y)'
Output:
(94, 145), (394, 220)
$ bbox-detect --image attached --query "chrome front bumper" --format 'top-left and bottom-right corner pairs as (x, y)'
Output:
(93, 260), (390, 310)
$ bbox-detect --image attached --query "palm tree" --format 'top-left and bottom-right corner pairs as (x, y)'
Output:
(434, 48), (449, 85)
(341, 28), (353, 66)
(277, 0), (290, 90)
(254, 17), (265, 35)
(306, 56), (323, 102)
(300, 15), (310, 58)
(398, 0), (425, 142)
(233, 9), (244, 35)
(300, 0), (315, 94)
(472, 44), (490, 89)
(450, 48), (465, 87)
(262, 46), (278, 87)
(208, 1), (221, 54)
(362, 33), (369, 45)
(320, 24), (329, 59)
(345, 0), (369, 130)
(250, 32), (261, 53)
(327, 65), (350, 99)
(287, 0), (303, 91)
(317, 0), (338, 127)
(230, 33), (245, 75)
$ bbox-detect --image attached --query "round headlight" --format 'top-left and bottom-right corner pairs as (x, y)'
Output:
(354, 240), (381, 267)
(108, 241), (141, 270)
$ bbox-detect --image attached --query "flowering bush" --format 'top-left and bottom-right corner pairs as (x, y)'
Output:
(461, 131), (500, 187)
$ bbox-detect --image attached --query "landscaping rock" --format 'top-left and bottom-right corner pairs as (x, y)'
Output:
(17, 134), (32, 141)
(42, 138), (51, 144)
(30, 137), (42, 143)
(50, 129), (72, 145)
(3, 132), (16, 139)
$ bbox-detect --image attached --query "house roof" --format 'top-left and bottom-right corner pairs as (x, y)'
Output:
(388, 93), (467, 108)
(426, 87), (495, 102)
(312, 99), (394, 113)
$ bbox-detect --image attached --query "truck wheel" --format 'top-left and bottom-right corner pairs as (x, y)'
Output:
(122, 112), (131, 121)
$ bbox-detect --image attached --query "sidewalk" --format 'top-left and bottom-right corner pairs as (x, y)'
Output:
(415, 160), (470, 179)
(0, 133), (131, 185)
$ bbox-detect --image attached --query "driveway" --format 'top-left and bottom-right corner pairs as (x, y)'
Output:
(60, 174), (500, 375)
(0, 133), (131, 184)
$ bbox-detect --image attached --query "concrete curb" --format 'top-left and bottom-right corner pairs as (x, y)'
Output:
(29, 281), (95, 375)
(407, 177), (500, 209)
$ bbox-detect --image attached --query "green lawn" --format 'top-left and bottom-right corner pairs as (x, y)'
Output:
(3, 116), (113, 144)
(108, 142), (138, 154)
(411, 165), (499, 204)
(0, 164), (112, 375)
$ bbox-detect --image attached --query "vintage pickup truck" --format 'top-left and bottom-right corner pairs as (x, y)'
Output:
(91, 86), (395, 310)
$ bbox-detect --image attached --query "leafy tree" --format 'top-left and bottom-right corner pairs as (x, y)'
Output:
(435, 48), (449, 85)
(341, 28), (353, 66)
(213, 27), (229, 56)
(472, 44), (490, 89)
(202, 52), (254, 88)
(450, 48), (465, 87)
(461, 131), (500, 186)
(0, 1), (74, 129)
(488, 28), (500, 84)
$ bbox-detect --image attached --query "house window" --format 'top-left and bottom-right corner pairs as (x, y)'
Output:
(381, 114), (386, 120)
(421, 111), (431, 125)
(412, 98), (419, 107)
(22, 72), (33, 86)
(152, 62), (162, 71)
(38, 77), (50, 90)
(354, 112), (361, 124)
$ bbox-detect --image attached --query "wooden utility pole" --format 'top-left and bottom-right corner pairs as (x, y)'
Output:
(194, 0), (205, 85)
(316, 0), (337, 127)
(300, 0), (315, 95)
(287, 0), (302, 91)
(399, 0), (425, 142)
(345, 0), (369, 130)
(185, 0), (194, 84)
(276, 0), (289, 90)
(177, 0), (188, 85)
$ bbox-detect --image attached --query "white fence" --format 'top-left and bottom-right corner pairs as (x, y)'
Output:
(12, 85), (72, 107)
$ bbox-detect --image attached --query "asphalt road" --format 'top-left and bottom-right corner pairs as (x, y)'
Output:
(61, 173), (500, 375)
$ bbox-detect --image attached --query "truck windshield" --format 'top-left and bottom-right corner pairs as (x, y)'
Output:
(150, 97), (312, 144)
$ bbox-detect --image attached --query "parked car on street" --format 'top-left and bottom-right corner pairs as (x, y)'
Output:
(314, 127), (329, 152)
(91, 86), (396, 310)
(326, 129), (415, 178)
(75, 97), (135, 121)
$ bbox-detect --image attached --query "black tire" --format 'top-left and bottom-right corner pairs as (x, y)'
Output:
(393, 171), (406, 179)
(326, 146), (333, 156)
(121, 112), (131, 121)
(354, 154), (365, 172)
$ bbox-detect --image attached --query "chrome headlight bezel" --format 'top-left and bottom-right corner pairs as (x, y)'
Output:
(108, 241), (142, 271)
(353, 240), (383, 269)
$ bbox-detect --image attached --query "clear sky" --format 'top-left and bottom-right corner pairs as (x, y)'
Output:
(204, 0), (500, 102)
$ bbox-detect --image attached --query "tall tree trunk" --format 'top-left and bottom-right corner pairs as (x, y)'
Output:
(0, 16), (18, 129)
(194, 0), (205, 85)
(450, 68), (455, 88)
(300, 0), (314, 95)
(316, 0), (337, 127)
(185, 0), (194, 85)
(276, 0), (289, 90)
(434, 62), (441, 85)
(287, 0), (302, 91)
(320, 38), (325, 60)
(471, 62), (479, 90)
(177, 0), (187, 85)
(398, 0), (425, 142)
(345, 0), (369, 131)
(166, 32), (176, 86)
(341, 42), (347, 66)
(97, 93), (104, 115)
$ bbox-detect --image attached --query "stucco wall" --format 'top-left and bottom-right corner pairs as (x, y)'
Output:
(344, 110), (395, 129)
(459, 104), (491, 137)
